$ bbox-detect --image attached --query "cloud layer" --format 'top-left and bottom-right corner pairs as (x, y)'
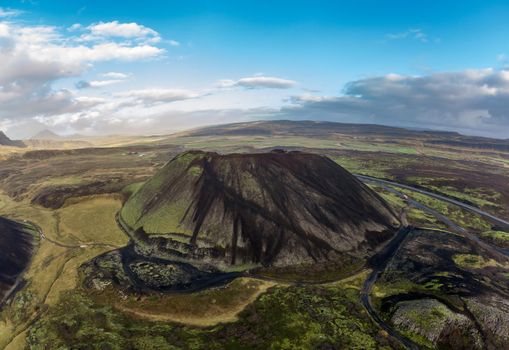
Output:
(1, 11), (507, 139)
(0, 18), (165, 134)
(218, 76), (298, 89)
(287, 69), (509, 138)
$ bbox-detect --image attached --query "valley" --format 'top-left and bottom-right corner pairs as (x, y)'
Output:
(1, 120), (509, 349)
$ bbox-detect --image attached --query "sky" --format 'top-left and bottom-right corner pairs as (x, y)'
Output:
(1, 0), (509, 139)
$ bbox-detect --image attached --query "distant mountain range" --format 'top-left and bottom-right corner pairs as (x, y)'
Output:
(31, 129), (62, 140)
(182, 120), (509, 151)
(31, 129), (90, 141)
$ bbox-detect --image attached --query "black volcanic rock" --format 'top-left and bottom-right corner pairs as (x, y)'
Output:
(0, 217), (37, 307)
(121, 150), (401, 268)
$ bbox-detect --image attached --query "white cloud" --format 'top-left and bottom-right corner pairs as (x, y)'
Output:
(168, 40), (180, 47)
(0, 19), (165, 130)
(68, 23), (82, 31)
(102, 72), (130, 79)
(0, 7), (22, 17)
(86, 21), (160, 42)
(285, 69), (509, 138)
(45, 43), (164, 63)
(76, 79), (126, 89)
(218, 76), (298, 89)
(386, 28), (429, 43)
(116, 88), (200, 105)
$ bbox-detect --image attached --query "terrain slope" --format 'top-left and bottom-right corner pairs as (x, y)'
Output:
(0, 217), (37, 307)
(0, 131), (24, 148)
(121, 150), (400, 268)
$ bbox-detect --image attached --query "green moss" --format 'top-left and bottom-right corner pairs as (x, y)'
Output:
(28, 283), (389, 350)
(333, 157), (392, 178)
(174, 151), (204, 165)
(398, 189), (492, 232)
(138, 198), (193, 235)
(452, 254), (500, 269)
(404, 177), (502, 209)
(122, 181), (145, 199)
(481, 230), (509, 244)
(422, 279), (443, 291)
(188, 165), (203, 177)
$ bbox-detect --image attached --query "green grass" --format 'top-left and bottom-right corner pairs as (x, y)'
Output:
(390, 299), (470, 349)
(27, 281), (391, 350)
(480, 230), (509, 245)
(136, 198), (193, 236)
(172, 135), (418, 156)
(398, 189), (493, 232)
(370, 185), (448, 230)
(122, 181), (146, 199)
(452, 254), (500, 269)
(120, 151), (203, 235)
(333, 156), (392, 178)
(404, 177), (502, 209)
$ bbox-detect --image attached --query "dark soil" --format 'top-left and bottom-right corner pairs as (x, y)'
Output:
(0, 217), (37, 308)
(81, 243), (240, 293)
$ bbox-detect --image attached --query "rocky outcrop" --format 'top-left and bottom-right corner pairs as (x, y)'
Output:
(466, 297), (509, 348)
(80, 244), (239, 293)
(391, 298), (483, 349)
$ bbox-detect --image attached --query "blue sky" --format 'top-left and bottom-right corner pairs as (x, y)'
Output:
(1, 0), (508, 138)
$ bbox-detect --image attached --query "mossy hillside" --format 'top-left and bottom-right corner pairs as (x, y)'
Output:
(122, 181), (146, 200)
(119, 150), (401, 267)
(390, 299), (483, 349)
(120, 151), (205, 233)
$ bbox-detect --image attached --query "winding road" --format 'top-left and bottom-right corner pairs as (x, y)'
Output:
(356, 174), (509, 350)
(361, 226), (419, 350)
(356, 174), (509, 231)
(357, 174), (509, 257)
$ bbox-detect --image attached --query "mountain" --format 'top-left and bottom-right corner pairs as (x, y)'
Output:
(120, 150), (401, 268)
(0, 131), (25, 147)
(182, 120), (461, 138)
(31, 129), (62, 140)
(181, 120), (509, 151)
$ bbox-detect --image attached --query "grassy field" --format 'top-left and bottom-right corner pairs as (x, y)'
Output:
(1, 121), (509, 348)
(58, 195), (128, 246)
(0, 193), (128, 349)
(90, 277), (277, 327)
(26, 270), (394, 350)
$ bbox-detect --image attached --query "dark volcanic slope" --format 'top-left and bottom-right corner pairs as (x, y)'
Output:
(0, 217), (37, 306)
(121, 150), (400, 268)
(0, 131), (25, 148)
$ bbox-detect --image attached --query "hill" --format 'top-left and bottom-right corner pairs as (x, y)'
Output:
(0, 217), (38, 308)
(0, 131), (25, 148)
(180, 120), (509, 151)
(120, 150), (401, 268)
(183, 120), (461, 138)
(31, 129), (62, 140)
